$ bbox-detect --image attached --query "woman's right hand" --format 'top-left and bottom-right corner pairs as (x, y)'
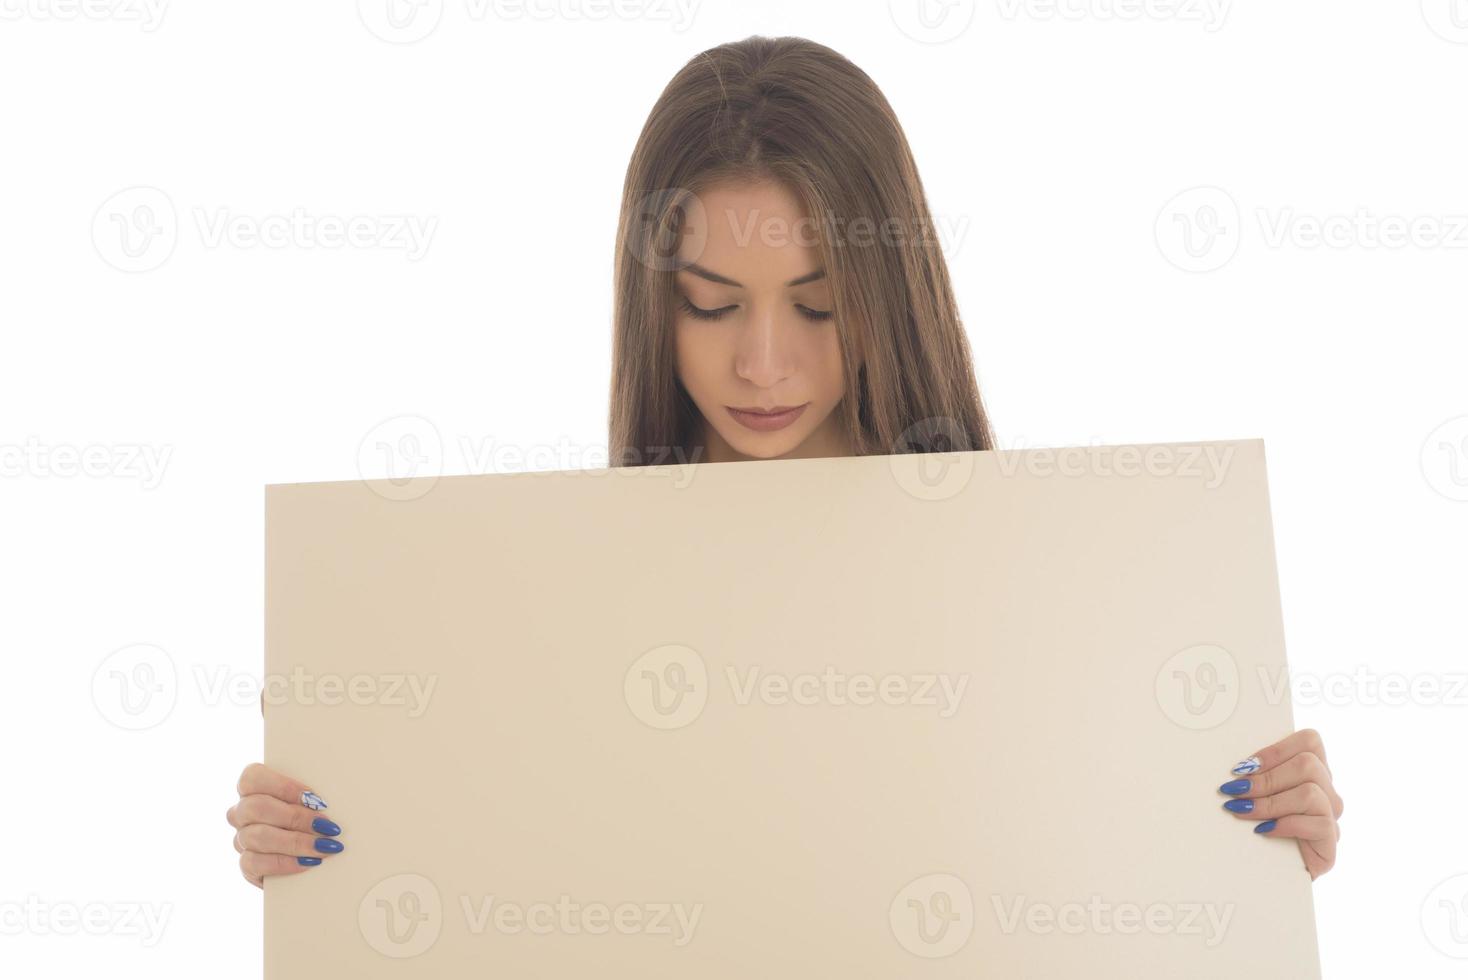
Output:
(226, 763), (344, 888)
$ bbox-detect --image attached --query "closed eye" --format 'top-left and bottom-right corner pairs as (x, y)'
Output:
(678, 296), (736, 321)
(679, 296), (835, 323)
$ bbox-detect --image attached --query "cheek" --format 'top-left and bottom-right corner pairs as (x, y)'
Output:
(810, 327), (846, 401)
(673, 323), (722, 393)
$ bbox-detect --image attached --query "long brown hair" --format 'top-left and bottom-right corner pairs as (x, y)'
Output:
(609, 35), (994, 466)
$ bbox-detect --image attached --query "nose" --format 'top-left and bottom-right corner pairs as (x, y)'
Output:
(732, 302), (797, 389)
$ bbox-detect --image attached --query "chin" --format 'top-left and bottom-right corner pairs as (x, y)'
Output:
(720, 427), (807, 460)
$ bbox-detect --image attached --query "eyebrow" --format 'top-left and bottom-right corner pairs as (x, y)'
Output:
(679, 262), (827, 288)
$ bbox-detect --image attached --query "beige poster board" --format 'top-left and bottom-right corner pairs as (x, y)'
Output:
(264, 439), (1320, 978)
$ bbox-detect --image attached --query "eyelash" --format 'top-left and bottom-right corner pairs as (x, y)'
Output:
(678, 296), (833, 323)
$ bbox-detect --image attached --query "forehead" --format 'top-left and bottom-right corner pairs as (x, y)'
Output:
(677, 180), (822, 284)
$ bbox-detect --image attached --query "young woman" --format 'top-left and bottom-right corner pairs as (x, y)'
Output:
(226, 35), (1343, 887)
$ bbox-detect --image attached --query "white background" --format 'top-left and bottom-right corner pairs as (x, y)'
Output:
(2, 0), (1466, 976)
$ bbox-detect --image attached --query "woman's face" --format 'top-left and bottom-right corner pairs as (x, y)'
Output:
(673, 180), (853, 462)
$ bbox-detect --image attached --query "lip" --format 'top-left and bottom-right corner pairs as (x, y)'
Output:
(726, 403), (809, 432)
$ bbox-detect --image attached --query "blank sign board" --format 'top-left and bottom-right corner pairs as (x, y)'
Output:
(264, 439), (1320, 978)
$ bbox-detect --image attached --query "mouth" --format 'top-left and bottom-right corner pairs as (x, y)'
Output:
(726, 403), (809, 433)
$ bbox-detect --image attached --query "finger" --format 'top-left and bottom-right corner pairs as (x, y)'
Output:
(237, 824), (344, 859)
(1254, 816), (1337, 878)
(1301, 844), (1335, 880)
(1255, 814), (1336, 846)
(1222, 781), (1333, 822)
(240, 851), (314, 882)
(228, 794), (335, 836)
(236, 762), (328, 811)
(1229, 728), (1329, 778)
(1220, 751), (1343, 818)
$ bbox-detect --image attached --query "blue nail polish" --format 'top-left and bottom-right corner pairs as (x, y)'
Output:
(297, 856), (322, 866)
(1219, 779), (1251, 796)
(1222, 799), (1254, 813)
(314, 837), (345, 854)
(312, 817), (341, 837)
(1231, 756), (1262, 775)
(1254, 819), (1277, 834)
(301, 791), (328, 811)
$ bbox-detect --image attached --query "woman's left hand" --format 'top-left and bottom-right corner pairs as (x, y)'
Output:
(1218, 728), (1343, 880)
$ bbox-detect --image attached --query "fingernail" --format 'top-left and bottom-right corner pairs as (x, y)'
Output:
(297, 856), (322, 866)
(311, 817), (341, 837)
(1231, 756), (1262, 775)
(1254, 819), (1277, 834)
(301, 791), (328, 811)
(314, 837), (345, 854)
(1218, 779), (1251, 796)
(1222, 799), (1254, 813)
